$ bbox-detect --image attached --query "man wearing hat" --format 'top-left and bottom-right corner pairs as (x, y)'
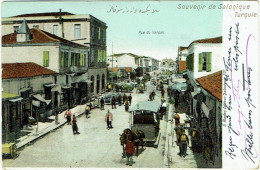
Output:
(178, 129), (189, 157)
(105, 109), (113, 129)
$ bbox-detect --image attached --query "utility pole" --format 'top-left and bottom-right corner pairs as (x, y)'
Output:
(59, 9), (64, 38)
(111, 42), (114, 83)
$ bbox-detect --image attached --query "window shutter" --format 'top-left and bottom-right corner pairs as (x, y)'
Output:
(80, 53), (83, 66)
(65, 52), (68, 67)
(71, 53), (74, 66)
(199, 53), (203, 72)
(98, 28), (101, 40)
(84, 54), (87, 66)
(206, 52), (212, 72)
(43, 51), (49, 67)
(61, 52), (64, 67)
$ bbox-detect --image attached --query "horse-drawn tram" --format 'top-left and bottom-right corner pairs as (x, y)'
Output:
(129, 101), (161, 146)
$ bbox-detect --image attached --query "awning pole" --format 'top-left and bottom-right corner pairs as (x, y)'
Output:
(35, 108), (39, 136)
(5, 102), (9, 143)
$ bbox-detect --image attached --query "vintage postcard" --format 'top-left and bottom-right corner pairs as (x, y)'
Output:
(0, 0), (259, 169)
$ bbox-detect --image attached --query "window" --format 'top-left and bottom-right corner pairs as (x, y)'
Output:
(74, 24), (81, 39)
(199, 52), (212, 72)
(186, 53), (194, 71)
(103, 29), (106, 41)
(84, 54), (87, 66)
(71, 53), (75, 66)
(33, 25), (39, 28)
(61, 51), (69, 67)
(14, 26), (19, 33)
(43, 51), (49, 67)
(53, 25), (58, 36)
(98, 27), (101, 40)
(91, 25), (95, 39)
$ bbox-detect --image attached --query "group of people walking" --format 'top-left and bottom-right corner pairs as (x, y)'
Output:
(111, 93), (132, 111)
(174, 113), (200, 158)
(64, 108), (80, 135)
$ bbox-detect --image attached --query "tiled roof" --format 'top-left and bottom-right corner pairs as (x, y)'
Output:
(162, 58), (174, 63)
(196, 70), (222, 102)
(2, 28), (87, 48)
(125, 67), (132, 73)
(108, 68), (120, 72)
(188, 36), (222, 48)
(179, 46), (188, 51)
(11, 12), (74, 18)
(110, 53), (141, 58)
(2, 62), (57, 79)
(179, 61), (186, 72)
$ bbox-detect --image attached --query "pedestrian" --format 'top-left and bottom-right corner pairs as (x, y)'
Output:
(89, 102), (93, 110)
(161, 89), (165, 98)
(149, 93), (153, 101)
(123, 93), (127, 103)
(128, 94), (132, 106)
(125, 100), (129, 112)
(125, 138), (135, 166)
(118, 94), (122, 106)
(152, 90), (155, 100)
(178, 130), (189, 157)
(108, 84), (112, 92)
(111, 96), (116, 109)
(72, 115), (80, 134)
(167, 87), (171, 96)
(85, 104), (90, 118)
(174, 113), (180, 127)
(189, 126), (200, 152)
(174, 90), (179, 108)
(162, 101), (167, 116)
(64, 108), (72, 125)
(105, 109), (113, 129)
(100, 97), (105, 110)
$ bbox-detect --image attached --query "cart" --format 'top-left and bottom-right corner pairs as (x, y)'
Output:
(129, 101), (161, 147)
(2, 143), (17, 158)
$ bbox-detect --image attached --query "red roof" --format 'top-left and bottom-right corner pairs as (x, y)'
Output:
(179, 46), (188, 51)
(196, 71), (222, 102)
(179, 61), (186, 72)
(2, 62), (57, 79)
(125, 67), (132, 73)
(11, 12), (74, 18)
(2, 28), (86, 48)
(188, 36), (222, 49)
(108, 68), (119, 72)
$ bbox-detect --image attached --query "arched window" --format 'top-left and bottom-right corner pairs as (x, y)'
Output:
(91, 75), (94, 93)
(96, 75), (100, 94)
(102, 74), (105, 90)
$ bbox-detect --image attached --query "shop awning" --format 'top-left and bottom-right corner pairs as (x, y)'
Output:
(32, 100), (40, 107)
(66, 73), (76, 76)
(201, 102), (210, 118)
(2, 92), (19, 99)
(33, 94), (51, 105)
(9, 97), (23, 102)
(62, 85), (71, 89)
(44, 83), (57, 87)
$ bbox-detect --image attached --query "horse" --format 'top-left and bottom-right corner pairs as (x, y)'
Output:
(120, 129), (145, 158)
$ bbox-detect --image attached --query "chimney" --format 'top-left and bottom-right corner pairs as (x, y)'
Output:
(17, 19), (31, 42)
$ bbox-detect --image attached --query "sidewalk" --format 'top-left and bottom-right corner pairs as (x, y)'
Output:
(169, 104), (198, 168)
(16, 104), (86, 149)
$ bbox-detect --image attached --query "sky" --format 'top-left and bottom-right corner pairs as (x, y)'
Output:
(1, 1), (222, 61)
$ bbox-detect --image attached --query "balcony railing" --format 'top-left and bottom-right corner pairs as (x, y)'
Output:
(88, 62), (106, 68)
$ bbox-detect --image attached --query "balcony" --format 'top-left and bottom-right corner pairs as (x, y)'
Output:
(88, 62), (106, 68)
(59, 66), (88, 74)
